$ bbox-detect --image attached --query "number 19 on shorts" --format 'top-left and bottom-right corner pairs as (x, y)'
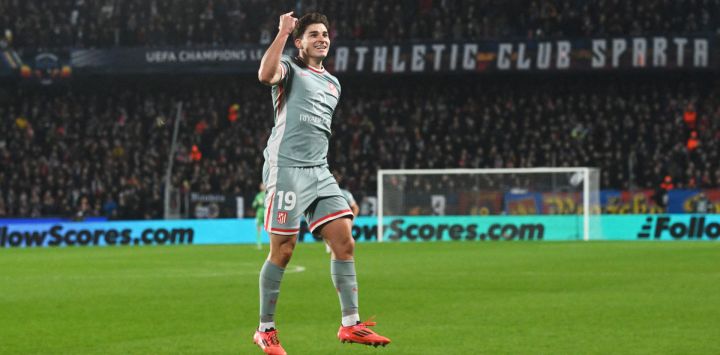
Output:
(276, 191), (296, 210)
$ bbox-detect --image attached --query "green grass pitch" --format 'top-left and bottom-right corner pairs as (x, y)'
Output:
(1, 241), (719, 354)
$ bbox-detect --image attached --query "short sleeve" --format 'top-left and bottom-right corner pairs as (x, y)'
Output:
(278, 55), (293, 85)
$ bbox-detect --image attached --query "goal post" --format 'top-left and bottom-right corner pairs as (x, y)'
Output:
(377, 168), (601, 242)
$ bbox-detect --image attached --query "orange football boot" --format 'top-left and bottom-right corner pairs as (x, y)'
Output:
(253, 328), (287, 355)
(337, 318), (391, 347)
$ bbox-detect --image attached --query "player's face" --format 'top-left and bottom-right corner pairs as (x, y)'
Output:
(297, 23), (330, 60)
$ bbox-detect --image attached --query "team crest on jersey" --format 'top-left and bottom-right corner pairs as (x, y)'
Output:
(328, 83), (338, 96)
(277, 211), (288, 225)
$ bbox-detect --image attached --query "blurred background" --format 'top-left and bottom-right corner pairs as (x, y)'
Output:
(2, 2), (720, 354)
(0, 0), (718, 222)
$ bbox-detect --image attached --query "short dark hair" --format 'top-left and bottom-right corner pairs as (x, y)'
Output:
(293, 12), (330, 39)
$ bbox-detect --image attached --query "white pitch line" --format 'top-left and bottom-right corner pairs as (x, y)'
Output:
(287, 265), (306, 274)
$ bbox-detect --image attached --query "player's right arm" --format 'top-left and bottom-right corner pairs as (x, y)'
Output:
(258, 11), (297, 86)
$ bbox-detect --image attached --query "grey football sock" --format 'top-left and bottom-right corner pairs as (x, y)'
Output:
(259, 260), (285, 323)
(331, 259), (359, 317)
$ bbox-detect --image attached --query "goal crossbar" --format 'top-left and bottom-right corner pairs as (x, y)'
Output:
(379, 168), (595, 175)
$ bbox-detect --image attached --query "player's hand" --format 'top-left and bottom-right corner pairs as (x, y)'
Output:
(278, 11), (298, 36)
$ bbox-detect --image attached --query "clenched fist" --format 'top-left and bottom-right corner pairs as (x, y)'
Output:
(279, 11), (298, 36)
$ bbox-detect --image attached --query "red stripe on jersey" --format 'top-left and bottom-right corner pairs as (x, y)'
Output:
(264, 192), (275, 232)
(309, 209), (353, 231)
(275, 85), (284, 116)
(270, 227), (300, 235)
(306, 65), (325, 74)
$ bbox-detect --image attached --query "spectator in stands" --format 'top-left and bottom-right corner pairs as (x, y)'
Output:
(1, 0), (718, 48)
(73, 195), (93, 221)
(693, 192), (712, 213)
(102, 194), (119, 219)
(1, 1), (719, 218)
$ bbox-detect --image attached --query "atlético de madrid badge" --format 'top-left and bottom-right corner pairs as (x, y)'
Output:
(277, 211), (288, 225)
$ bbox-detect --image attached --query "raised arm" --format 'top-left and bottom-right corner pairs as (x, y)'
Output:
(258, 11), (297, 86)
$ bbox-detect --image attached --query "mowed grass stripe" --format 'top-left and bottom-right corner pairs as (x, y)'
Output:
(1, 242), (718, 354)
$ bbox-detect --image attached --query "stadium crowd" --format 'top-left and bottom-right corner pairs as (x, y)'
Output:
(1, 74), (718, 218)
(1, 0), (718, 49)
(1, 0), (718, 218)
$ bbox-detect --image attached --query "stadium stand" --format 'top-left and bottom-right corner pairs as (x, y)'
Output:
(1, 1), (719, 218)
(0, 0), (717, 49)
(1, 73), (718, 218)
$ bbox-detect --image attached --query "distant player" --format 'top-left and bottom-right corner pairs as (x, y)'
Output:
(342, 189), (359, 215)
(253, 11), (391, 354)
(326, 172), (359, 253)
(251, 183), (266, 249)
(339, 183), (360, 217)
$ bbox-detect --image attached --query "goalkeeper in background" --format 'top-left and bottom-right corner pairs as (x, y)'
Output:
(251, 183), (266, 249)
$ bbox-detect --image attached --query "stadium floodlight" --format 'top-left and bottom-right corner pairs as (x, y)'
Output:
(377, 168), (601, 242)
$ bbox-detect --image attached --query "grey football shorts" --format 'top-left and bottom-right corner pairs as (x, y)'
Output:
(263, 163), (353, 236)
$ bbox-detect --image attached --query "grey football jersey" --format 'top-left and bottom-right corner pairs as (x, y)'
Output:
(263, 55), (341, 167)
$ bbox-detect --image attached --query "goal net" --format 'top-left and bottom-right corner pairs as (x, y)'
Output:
(377, 168), (601, 242)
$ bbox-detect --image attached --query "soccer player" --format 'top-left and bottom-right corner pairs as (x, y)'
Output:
(253, 11), (391, 354)
(335, 172), (360, 217)
(251, 183), (266, 249)
(325, 172), (359, 253)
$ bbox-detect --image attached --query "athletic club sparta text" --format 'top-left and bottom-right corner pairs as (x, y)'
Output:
(637, 216), (720, 240)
